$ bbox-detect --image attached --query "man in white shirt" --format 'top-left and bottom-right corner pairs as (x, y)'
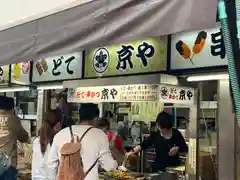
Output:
(47, 103), (117, 180)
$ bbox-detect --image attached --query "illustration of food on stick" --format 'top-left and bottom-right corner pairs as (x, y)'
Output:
(175, 40), (193, 65)
(176, 31), (207, 66)
(36, 59), (48, 75)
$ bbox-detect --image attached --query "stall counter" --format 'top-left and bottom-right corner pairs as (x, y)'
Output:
(99, 171), (180, 180)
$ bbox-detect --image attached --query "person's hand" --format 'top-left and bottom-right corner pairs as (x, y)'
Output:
(169, 146), (180, 156)
(125, 151), (135, 159)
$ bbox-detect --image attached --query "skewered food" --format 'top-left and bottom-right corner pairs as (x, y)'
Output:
(175, 40), (191, 59)
(192, 31), (207, 54)
(175, 40), (194, 65)
(107, 170), (133, 178)
(101, 170), (145, 179)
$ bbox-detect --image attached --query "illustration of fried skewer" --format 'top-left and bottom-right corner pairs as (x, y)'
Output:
(36, 59), (48, 76)
(36, 61), (43, 75)
(192, 31), (207, 59)
(175, 40), (194, 65)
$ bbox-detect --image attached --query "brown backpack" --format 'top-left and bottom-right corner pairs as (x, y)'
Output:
(58, 126), (98, 180)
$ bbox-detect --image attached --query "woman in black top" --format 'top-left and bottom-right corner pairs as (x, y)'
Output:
(125, 111), (188, 172)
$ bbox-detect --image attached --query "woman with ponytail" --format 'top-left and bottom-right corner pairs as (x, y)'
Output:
(32, 110), (61, 180)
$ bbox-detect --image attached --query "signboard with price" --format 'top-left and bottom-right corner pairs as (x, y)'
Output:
(119, 84), (158, 101)
(67, 84), (159, 103)
(159, 84), (195, 105)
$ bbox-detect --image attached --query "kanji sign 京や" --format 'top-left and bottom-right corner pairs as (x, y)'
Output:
(85, 37), (167, 77)
(159, 84), (195, 105)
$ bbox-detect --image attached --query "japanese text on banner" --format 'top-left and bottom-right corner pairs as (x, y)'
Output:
(159, 85), (194, 105)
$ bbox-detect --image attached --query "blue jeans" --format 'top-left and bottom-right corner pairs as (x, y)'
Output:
(0, 166), (17, 180)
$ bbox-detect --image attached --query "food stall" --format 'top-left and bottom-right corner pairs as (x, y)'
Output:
(65, 74), (199, 180)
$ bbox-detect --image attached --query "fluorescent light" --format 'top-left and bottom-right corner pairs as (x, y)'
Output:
(37, 85), (63, 90)
(187, 73), (229, 82)
(0, 87), (29, 92)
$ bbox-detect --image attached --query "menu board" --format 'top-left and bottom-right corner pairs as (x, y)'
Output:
(131, 102), (164, 122)
(119, 84), (158, 101)
(67, 84), (159, 103)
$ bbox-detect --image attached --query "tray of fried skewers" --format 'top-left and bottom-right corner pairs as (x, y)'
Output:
(99, 170), (146, 180)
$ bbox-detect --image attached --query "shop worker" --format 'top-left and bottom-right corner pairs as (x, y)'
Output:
(125, 111), (188, 172)
(0, 96), (29, 180)
(47, 103), (117, 180)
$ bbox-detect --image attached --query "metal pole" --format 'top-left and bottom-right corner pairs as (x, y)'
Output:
(36, 89), (48, 134)
(217, 79), (236, 180)
(186, 88), (200, 180)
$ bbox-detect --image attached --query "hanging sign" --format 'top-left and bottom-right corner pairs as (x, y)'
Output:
(10, 61), (30, 85)
(0, 65), (9, 84)
(84, 37), (167, 77)
(159, 85), (195, 105)
(32, 52), (83, 82)
(171, 24), (227, 70)
(67, 84), (159, 103)
(119, 84), (158, 101)
(68, 86), (120, 103)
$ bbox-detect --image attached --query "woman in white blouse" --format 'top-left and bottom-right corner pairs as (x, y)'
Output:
(32, 110), (61, 180)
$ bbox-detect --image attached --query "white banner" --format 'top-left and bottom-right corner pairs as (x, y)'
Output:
(67, 84), (159, 103)
(159, 84), (195, 105)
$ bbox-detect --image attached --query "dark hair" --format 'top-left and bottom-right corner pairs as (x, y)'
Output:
(96, 118), (110, 129)
(7, 97), (14, 110)
(40, 110), (59, 154)
(156, 111), (173, 129)
(79, 103), (99, 121)
(0, 96), (14, 110)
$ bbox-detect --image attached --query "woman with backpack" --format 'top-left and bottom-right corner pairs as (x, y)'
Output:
(32, 110), (61, 180)
(96, 117), (125, 165)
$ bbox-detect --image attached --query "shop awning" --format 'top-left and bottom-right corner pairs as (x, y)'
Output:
(0, 0), (217, 65)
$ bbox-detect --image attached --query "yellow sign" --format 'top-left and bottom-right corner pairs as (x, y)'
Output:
(85, 37), (167, 77)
